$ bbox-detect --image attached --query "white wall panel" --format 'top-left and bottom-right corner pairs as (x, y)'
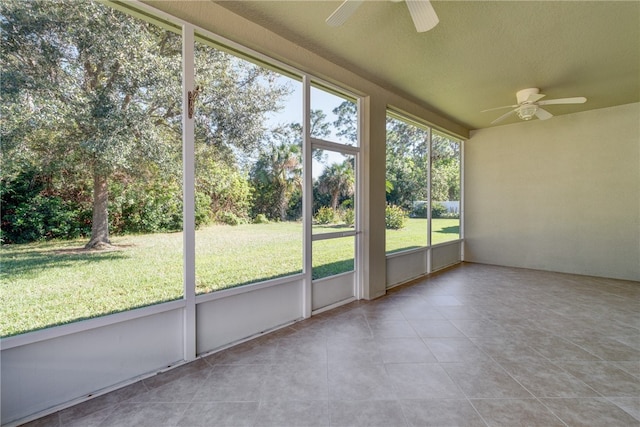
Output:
(312, 272), (355, 311)
(386, 249), (427, 288)
(1, 309), (183, 425)
(431, 242), (462, 272)
(196, 280), (303, 354)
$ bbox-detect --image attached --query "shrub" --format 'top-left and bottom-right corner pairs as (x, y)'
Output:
(215, 211), (244, 226)
(314, 206), (336, 224)
(342, 208), (355, 227)
(110, 180), (182, 234)
(411, 201), (428, 218)
(431, 202), (447, 218)
(253, 213), (270, 224)
(440, 211), (460, 219)
(385, 204), (407, 230)
(195, 192), (212, 228)
(1, 172), (91, 243)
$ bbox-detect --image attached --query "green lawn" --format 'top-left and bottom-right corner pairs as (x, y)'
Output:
(386, 217), (460, 254)
(1, 218), (459, 337)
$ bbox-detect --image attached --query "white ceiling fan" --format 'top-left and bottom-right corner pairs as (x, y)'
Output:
(483, 88), (587, 125)
(326, 0), (439, 33)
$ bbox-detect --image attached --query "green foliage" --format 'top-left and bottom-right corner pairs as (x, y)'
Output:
(286, 189), (303, 221)
(332, 101), (358, 144)
(196, 156), (252, 224)
(431, 201), (447, 218)
(314, 206), (336, 224)
(385, 204), (407, 230)
(215, 211), (245, 226)
(250, 138), (302, 221)
(431, 133), (461, 202)
(1, 0), (290, 245)
(1, 171), (91, 243)
(253, 213), (270, 224)
(317, 160), (355, 210)
(109, 180), (182, 234)
(411, 201), (428, 218)
(439, 211), (460, 219)
(195, 192), (213, 228)
(342, 208), (355, 227)
(385, 116), (429, 210)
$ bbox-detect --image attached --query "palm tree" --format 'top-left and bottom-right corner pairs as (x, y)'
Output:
(251, 140), (302, 221)
(317, 160), (354, 211)
(271, 143), (302, 220)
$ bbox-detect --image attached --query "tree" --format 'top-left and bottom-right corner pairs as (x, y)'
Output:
(1, 0), (290, 246)
(332, 101), (358, 144)
(385, 117), (429, 211)
(250, 123), (302, 221)
(317, 160), (355, 211)
(2, 0), (182, 248)
(431, 133), (461, 202)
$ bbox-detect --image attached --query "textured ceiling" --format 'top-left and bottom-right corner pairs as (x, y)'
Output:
(216, 0), (640, 130)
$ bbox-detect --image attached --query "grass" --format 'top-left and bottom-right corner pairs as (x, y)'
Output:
(386, 217), (460, 254)
(0, 218), (459, 337)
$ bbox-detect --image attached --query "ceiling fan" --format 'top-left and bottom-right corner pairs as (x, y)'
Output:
(326, 0), (439, 33)
(483, 88), (587, 125)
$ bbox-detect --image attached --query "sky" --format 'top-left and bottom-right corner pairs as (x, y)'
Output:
(265, 75), (358, 178)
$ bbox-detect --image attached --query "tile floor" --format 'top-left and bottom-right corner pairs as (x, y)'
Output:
(22, 263), (640, 426)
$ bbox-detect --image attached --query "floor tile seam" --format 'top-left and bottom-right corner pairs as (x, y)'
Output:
(94, 400), (191, 427)
(464, 397), (499, 427)
(601, 396), (640, 422)
(532, 394), (573, 427)
(173, 400), (192, 427)
(59, 400), (120, 427)
(548, 362), (635, 398)
(404, 318), (456, 340)
(433, 358), (479, 402)
(392, 397), (424, 427)
(50, 411), (63, 427)
(252, 400), (331, 427)
(487, 351), (605, 397)
(560, 336), (624, 361)
(442, 352), (540, 401)
(533, 396), (617, 427)
(327, 399), (413, 427)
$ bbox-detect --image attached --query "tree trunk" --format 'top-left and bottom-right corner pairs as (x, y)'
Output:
(278, 187), (288, 222)
(331, 192), (340, 211)
(85, 171), (111, 249)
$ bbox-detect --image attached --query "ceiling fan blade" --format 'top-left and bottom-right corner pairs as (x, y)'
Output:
(538, 97), (587, 106)
(481, 104), (519, 113)
(326, 0), (364, 27)
(535, 107), (553, 120)
(405, 0), (439, 32)
(526, 93), (546, 103)
(491, 109), (517, 125)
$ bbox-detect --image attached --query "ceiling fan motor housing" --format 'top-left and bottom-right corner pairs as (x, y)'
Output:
(516, 88), (540, 105)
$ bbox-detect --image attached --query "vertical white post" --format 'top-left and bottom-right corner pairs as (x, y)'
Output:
(302, 75), (312, 318)
(355, 97), (364, 300)
(427, 127), (433, 274)
(459, 140), (465, 261)
(182, 25), (196, 361)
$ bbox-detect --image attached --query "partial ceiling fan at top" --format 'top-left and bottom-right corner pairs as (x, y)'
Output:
(326, 0), (439, 33)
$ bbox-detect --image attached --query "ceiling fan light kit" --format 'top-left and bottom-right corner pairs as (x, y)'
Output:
(517, 105), (538, 121)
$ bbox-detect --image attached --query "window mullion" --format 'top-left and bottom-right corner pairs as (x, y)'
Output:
(302, 75), (313, 318)
(182, 24), (196, 361)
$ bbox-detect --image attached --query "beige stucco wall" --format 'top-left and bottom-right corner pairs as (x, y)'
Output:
(465, 103), (640, 281)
